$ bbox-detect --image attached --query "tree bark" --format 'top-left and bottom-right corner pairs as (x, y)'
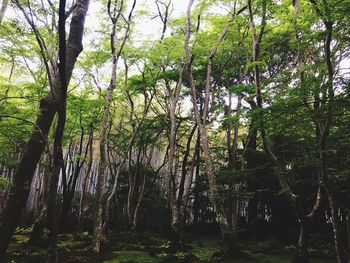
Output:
(347, 209), (350, 258)
(78, 134), (94, 233)
(0, 96), (56, 261)
(185, 0), (239, 253)
(92, 2), (122, 253)
(0, 0), (8, 24)
(93, 1), (136, 252)
(308, 1), (348, 261)
(292, 219), (310, 263)
(164, 67), (185, 240)
(0, 0), (90, 260)
(60, 128), (89, 229)
(29, 153), (52, 244)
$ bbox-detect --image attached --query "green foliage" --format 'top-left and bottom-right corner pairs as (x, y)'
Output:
(14, 227), (33, 235)
(0, 176), (11, 188)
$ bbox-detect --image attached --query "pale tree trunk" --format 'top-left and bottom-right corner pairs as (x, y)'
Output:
(164, 68), (184, 241)
(105, 88), (153, 233)
(326, 187), (347, 263)
(291, 2), (328, 262)
(179, 127), (199, 239)
(133, 169), (146, 230)
(184, 0), (246, 253)
(177, 123), (197, 238)
(93, 2), (137, 251)
(225, 87), (242, 242)
(29, 153), (52, 244)
(248, 1), (317, 262)
(78, 133), (94, 233)
(60, 125), (89, 229)
(127, 139), (142, 227)
(308, 1), (348, 261)
(155, 0), (185, 239)
(185, 0), (247, 253)
(0, 0), (8, 24)
(133, 129), (162, 230)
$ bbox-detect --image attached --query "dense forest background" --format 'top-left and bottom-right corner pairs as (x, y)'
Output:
(0, 0), (349, 262)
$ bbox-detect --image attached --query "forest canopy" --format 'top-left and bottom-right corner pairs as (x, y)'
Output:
(0, 0), (349, 262)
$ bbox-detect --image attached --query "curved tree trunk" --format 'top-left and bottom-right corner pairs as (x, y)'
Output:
(185, 0), (240, 253)
(0, 0), (90, 260)
(93, 0), (136, 252)
(0, 96), (56, 260)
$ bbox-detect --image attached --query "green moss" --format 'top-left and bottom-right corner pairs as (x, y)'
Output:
(103, 250), (160, 263)
(12, 234), (29, 243)
(190, 237), (220, 261)
(5, 231), (337, 263)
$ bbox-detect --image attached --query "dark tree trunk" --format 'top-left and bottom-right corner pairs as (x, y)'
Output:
(0, 0), (90, 260)
(0, 96), (56, 260)
(347, 209), (350, 258)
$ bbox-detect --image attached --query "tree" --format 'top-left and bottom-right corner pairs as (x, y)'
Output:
(0, 0), (90, 260)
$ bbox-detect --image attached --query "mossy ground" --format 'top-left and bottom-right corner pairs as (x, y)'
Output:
(5, 231), (336, 263)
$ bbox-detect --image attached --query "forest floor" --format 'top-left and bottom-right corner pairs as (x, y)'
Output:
(5, 230), (337, 263)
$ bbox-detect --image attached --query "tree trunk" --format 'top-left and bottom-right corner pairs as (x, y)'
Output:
(0, 96), (56, 261)
(0, 0), (8, 24)
(29, 153), (52, 244)
(185, 0), (237, 253)
(192, 133), (201, 225)
(133, 171), (146, 230)
(93, 0), (135, 252)
(60, 130), (88, 229)
(0, 0), (90, 260)
(78, 134), (94, 233)
(326, 188), (348, 263)
(292, 220), (310, 263)
(47, 113), (65, 263)
(347, 209), (350, 259)
(92, 12), (119, 254)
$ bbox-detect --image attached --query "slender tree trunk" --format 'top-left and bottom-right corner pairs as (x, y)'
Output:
(226, 89), (242, 242)
(185, 0), (238, 253)
(164, 69), (185, 241)
(29, 153), (52, 244)
(92, 7), (120, 253)
(308, 1), (347, 260)
(93, 1), (136, 251)
(133, 171), (146, 230)
(47, 108), (66, 263)
(127, 143), (142, 227)
(60, 129), (89, 229)
(177, 123), (197, 238)
(326, 187), (348, 263)
(292, 219), (310, 263)
(78, 134), (93, 233)
(347, 209), (350, 258)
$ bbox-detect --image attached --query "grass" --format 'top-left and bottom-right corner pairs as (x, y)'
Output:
(103, 251), (160, 263)
(5, 231), (337, 263)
